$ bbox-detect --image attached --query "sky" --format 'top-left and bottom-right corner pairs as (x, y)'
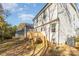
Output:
(2, 3), (46, 26)
(1, 3), (79, 27)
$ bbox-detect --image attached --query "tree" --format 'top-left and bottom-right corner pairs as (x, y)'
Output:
(0, 16), (5, 41)
(0, 15), (17, 41)
(0, 16), (4, 28)
(10, 25), (17, 36)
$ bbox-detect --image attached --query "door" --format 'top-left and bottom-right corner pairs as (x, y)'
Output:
(50, 22), (56, 44)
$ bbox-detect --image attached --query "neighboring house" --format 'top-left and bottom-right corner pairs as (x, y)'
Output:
(33, 3), (79, 46)
(15, 23), (33, 38)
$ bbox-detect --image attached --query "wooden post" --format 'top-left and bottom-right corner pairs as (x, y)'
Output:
(24, 27), (26, 38)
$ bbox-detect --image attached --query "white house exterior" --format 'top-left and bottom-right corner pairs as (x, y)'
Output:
(33, 3), (79, 46)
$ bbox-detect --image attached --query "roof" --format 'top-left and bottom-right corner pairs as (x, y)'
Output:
(17, 23), (33, 31)
(33, 3), (52, 21)
(33, 3), (79, 21)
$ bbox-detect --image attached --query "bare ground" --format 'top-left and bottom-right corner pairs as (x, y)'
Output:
(0, 39), (79, 56)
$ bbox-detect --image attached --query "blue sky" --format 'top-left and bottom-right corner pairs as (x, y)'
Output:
(2, 3), (46, 26)
(2, 3), (79, 26)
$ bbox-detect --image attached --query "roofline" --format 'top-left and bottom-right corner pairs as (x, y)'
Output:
(33, 3), (52, 21)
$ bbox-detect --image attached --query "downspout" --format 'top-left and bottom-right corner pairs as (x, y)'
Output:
(58, 18), (60, 45)
(57, 3), (60, 45)
(48, 6), (50, 42)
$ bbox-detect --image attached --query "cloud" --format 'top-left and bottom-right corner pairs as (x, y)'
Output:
(2, 3), (18, 12)
(18, 13), (34, 22)
(19, 8), (24, 11)
(2, 3), (37, 13)
(18, 7), (29, 11)
(2, 3), (31, 12)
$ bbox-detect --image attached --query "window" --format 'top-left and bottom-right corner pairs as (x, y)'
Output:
(51, 23), (56, 32)
(44, 26), (46, 31)
(43, 11), (47, 19)
(36, 29), (37, 31)
(41, 27), (42, 31)
(36, 19), (38, 23)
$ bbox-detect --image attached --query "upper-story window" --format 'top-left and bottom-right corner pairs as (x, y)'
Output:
(36, 18), (38, 23)
(34, 19), (38, 27)
(43, 11), (47, 20)
(41, 27), (42, 31)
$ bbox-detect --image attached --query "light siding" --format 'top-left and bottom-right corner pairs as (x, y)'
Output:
(33, 3), (79, 46)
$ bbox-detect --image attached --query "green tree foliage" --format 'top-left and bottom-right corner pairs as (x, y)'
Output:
(0, 16), (4, 28)
(10, 25), (17, 36)
(0, 16), (17, 41)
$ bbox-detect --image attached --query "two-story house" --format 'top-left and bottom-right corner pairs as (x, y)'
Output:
(33, 3), (79, 46)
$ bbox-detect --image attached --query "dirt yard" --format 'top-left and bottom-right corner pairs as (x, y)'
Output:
(0, 38), (79, 56)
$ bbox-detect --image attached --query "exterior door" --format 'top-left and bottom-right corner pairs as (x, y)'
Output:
(50, 22), (56, 43)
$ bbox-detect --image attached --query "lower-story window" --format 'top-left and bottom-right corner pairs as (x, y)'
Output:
(41, 27), (42, 31)
(51, 23), (56, 32)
